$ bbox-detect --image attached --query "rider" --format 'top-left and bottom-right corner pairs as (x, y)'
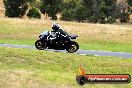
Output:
(51, 23), (70, 42)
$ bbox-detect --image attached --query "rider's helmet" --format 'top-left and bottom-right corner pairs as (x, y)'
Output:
(52, 23), (60, 31)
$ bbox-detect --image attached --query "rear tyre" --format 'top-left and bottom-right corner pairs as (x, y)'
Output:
(66, 41), (79, 53)
(35, 40), (47, 50)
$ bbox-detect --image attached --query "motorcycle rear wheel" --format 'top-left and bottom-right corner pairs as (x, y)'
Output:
(35, 40), (47, 50)
(66, 41), (79, 53)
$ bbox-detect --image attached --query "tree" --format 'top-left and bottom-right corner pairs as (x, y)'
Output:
(116, 1), (130, 23)
(82, 0), (94, 17)
(128, 0), (132, 13)
(104, 0), (116, 18)
(3, 0), (28, 18)
(98, 0), (117, 23)
(119, 11), (130, 23)
(40, 0), (62, 20)
(61, 8), (75, 21)
(61, 0), (80, 21)
(27, 0), (41, 8)
(128, 0), (132, 6)
(82, 0), (116, 23)
(93, 0), (100, 17)
(61, 0), (94, 22)
(27, 7), (41, 18)
(74, 5), (88, 22)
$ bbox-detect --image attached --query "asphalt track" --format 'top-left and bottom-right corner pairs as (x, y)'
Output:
(0, 44), (132, 58)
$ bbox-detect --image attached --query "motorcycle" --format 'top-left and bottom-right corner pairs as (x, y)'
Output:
(35, 30), (79, 53)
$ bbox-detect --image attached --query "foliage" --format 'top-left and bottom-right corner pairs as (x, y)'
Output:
(128, 0), (132, 6)
(3, 0), (28, 18)
(115, 1), (130, 23)
(128, 0), (132, 13)
(27, 0), (41, 8)
(60, 0), (81, 21)
(40, 0), (62, 20)
(27, 7), (41, 18)
(61, 0), (93, 22)
(89, 16), (98, 23)
(107, 16), (116, 23)
(3, 0), (131, 23)
(119, 12), (130, 23)
(60, 0), (118, 23)
(61, 9), (75, 21)
(74, 5), (88, 22)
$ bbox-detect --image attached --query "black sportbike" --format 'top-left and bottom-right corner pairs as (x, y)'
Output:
(35, 31), (79, 53)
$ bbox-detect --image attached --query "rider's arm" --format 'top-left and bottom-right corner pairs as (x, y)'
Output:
(58, 29), (69, 37)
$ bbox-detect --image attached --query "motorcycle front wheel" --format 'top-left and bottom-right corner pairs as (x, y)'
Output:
(66, 41), (79, 53)
(35, 40), (47, 50)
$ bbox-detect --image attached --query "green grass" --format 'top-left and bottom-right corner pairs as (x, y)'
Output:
(0, 39), (34, 45)
(1, 39), (132, 53)
(80, 40), (132, 52)
(0, 18), (132, 53)
(0, 47), (132, 88)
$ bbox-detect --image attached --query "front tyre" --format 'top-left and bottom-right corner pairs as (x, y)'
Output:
(35, 40), (47, 50)
(66, 41), (79, 53)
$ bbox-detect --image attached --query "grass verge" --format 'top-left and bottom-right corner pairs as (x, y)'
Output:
(0, 47), (132, 88)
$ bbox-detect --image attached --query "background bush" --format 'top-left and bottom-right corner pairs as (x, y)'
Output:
(3, 0), (28, 18)
(27, 7), (41, 18)
(3, 0), (131, 23)
(119, 12), (130, 23)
